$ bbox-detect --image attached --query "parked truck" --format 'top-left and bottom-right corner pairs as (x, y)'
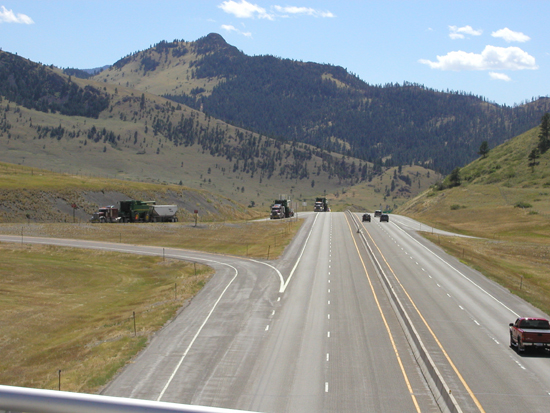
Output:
(509, 317), (550, 352)
(91, 200), (178, 223)
(314, 197), (329, 212)
(270, 199), (294, 219)
(90, 205), (119, 223)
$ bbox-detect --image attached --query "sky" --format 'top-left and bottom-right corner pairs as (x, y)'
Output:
(1, 0), (548, 107)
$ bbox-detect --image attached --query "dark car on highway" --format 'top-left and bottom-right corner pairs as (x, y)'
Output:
(362, 213), (371, 222)
(380, 214), (389, 222)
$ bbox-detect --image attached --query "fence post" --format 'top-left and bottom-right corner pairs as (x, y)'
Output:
(520, 275), (523, 290)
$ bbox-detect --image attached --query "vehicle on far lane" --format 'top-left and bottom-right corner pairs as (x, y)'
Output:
(374, 210), (382, 217)
(509, 317), (550, 352)
(362, 213), (371, 222)
(380, 214), (389, 222)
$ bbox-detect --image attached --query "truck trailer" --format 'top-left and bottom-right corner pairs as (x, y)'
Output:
(150, 204), (178, 222)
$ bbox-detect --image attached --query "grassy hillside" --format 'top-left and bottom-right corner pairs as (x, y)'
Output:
(326, 165), (441, 212)
(0, 70), (437, 216)
(92, 38), (222, 98)
(0, 162), (260, 223)
(399, 124), (550, 235)
(398, 123), (550, 314)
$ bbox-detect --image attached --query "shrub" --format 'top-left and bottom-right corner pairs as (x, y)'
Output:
(450, 204), (461, 210)
(514, 201), (532, 208)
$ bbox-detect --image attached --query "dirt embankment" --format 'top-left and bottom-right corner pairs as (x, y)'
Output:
(0, 188), (258, 223)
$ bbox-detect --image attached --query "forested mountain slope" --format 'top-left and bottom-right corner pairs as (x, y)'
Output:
(93, 33), (550, 174)
(1, 49), (438, 211)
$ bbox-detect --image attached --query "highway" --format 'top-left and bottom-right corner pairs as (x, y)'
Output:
(2, 212), (550, 412)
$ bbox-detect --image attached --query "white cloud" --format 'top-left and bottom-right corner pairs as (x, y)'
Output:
(489, 72), (512, 81)
(221, 24), (238, 32)
(218, 0), (273, 20)
(221, 24), (252, 37)
(273, 5), (334, 18)
(492, 28), (530, 43)
(449, 25), (482, 39)
(218, 1), (334, 20)
(0, 5), (34, 24)
(419, 45), (538, 71)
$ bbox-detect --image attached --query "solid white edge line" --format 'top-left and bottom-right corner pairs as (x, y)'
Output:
(249, 259), (284, 293)
(157, 260), (240, 401)
(390, 221), (520, 317)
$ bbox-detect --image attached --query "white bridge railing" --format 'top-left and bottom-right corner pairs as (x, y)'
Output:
(0, 385), (255, 413)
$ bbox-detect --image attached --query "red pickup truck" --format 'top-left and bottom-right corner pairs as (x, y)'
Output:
(509, 317), (550, 352)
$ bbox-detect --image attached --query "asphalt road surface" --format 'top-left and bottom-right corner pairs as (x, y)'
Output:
(2, 212), (550, 412)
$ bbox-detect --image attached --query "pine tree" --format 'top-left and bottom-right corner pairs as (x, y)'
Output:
(528, 148), (540, 171)
(538, 113), (550, 154)
(448, 167), (461, 187)
(478, 141), (489, 158)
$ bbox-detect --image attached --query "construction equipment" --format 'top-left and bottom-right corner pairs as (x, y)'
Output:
(118, 200), (155, 223)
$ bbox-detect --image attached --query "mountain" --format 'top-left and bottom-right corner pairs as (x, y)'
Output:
(93, 33), (550, 175)
(1, 49), (436, 214)
(0, 51), (109, 117)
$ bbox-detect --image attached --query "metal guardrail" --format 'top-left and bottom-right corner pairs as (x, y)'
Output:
(0, 385), (256, 413)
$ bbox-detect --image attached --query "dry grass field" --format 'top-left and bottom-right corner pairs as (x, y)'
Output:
(0, 243), (212, 393)
(424, 233), (550, 314)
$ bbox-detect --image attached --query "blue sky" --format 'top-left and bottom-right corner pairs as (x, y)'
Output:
(1, 1), (548, 106)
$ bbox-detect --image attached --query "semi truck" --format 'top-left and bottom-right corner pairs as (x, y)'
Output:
(270, 199), (294, 219)
(90, 206), (119, 223)
(91, 200), (178, 223)
(314, 197), (329, 212)
(270, 203), (285, 219)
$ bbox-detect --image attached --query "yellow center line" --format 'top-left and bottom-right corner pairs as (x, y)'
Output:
(361, 217), (485, 413)
(344, 214), (422, 413)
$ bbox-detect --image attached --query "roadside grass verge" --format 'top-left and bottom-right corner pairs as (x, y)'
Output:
(424, 234), (550, 316)
(0, 243), (212, 393)
(0, 218), (303, 260)
(0, 218), (302, 392)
